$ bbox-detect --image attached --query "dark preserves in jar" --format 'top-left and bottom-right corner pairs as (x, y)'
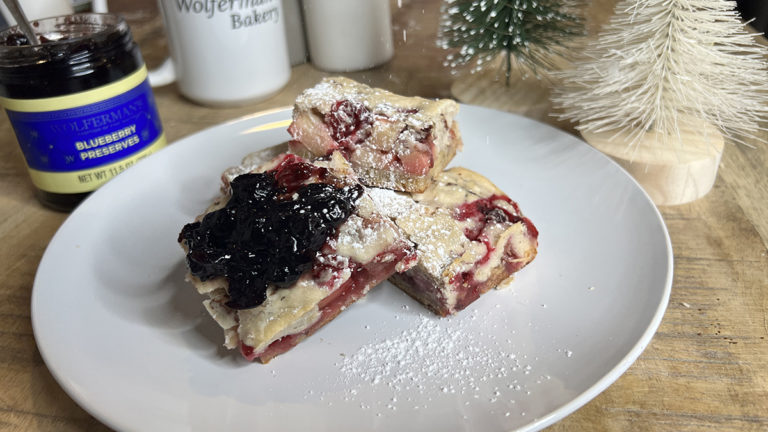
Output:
(0, 14), (165, 211)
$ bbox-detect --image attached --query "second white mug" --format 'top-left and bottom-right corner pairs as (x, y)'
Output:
(302, 0), (394, 72)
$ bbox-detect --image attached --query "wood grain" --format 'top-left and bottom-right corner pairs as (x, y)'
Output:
(0, 0), (766, 431)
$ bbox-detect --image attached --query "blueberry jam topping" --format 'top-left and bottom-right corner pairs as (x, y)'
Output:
(178, 160), (363, 310)
(325, 99), (373, 148)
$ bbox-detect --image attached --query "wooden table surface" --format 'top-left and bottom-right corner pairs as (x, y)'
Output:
(1, 1), (766, 431)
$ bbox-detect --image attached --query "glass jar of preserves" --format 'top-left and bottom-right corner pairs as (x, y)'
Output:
(0, 13), (166, 211)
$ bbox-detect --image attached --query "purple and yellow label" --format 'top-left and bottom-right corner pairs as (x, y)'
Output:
(0, 66), (166, 194)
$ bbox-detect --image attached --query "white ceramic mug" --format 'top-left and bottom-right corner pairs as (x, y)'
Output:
(155, 0), (291, 106)
(302, 0), (393, 72)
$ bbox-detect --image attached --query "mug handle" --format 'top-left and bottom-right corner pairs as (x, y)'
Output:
(90, 0), (108, 13)
(90, 0), (176, 87)
(146, 58), (176, 87)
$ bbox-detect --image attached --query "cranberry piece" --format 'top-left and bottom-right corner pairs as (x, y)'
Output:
(456, 195), (520, 223)
(324, 100), (373, 148)
(455, 195), (523, 241)
(272, 154), (330, 194)
(178, 159), (363, 310)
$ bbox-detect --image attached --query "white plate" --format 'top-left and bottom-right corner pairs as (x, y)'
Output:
(32, 106), (672, 432)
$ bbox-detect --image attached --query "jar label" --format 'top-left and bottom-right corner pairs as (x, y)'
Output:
(1, 66), (166, 194)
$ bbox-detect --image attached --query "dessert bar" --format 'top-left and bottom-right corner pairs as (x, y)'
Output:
(287, 76), (462, 193)
(370, 167), (538, 316)
(178, 151), (416, 362)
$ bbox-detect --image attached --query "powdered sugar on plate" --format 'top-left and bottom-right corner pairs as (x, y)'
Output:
(319, 305), (562, 418)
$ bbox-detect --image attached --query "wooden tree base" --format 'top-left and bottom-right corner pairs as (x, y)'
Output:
(450, 60), (724, 206)
(581, 123), (724, 206)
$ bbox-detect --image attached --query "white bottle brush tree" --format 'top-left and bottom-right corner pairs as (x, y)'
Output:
(553, 0), (768, 151)
(438, 0), (585, 84)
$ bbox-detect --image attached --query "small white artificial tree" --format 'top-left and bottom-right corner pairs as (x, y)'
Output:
(552, 0), (768, 150)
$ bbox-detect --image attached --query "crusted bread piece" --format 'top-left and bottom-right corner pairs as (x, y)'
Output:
(288, 76), (463, 193)
(179, 151), (416, 362)
(369, 167), (538, 316)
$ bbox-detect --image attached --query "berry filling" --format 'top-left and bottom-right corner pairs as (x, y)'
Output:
(272, 153), (333, 194)
(449, 271), (485, 312)
(456, 195), (521, 240)
(393, 128), (435, 176)
(178, 156), (363, 310)
(325, 100), (373, 151)
(240, 245), (415, 362)
(322, 99), (436, 176)
(451, 195), (539, 292)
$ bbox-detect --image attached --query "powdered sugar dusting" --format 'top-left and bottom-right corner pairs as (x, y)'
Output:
(368, 187), (474, 279)
(366, 188), (416, 219)
(296, 77), (456, 130)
